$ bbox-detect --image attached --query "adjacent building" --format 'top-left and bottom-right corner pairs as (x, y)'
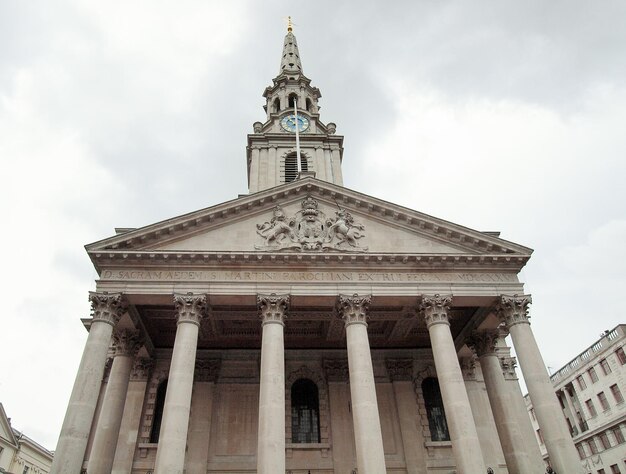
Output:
(0, 403), (54, 474)
(526, 324), (626, 474)
(50, 24), (584, 474)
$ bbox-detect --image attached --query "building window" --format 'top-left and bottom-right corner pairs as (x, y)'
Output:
(598, 391), (611, 411)
(588, 367), (599, 383)
(530, 408), (536, 421)
(597, 469), (605, 474)
(422, 377), (450, 441)
(610, 384), (624, 404)
(150, 379), (168, 443)
(586, 399), (598, 417)
(589, 438), (599, 454)
(577, 443), (586, 459)
(22, 467), (30, 474)
(613, 426), (625, 444)
(600, 432), (611, 449)
(610, 464), (621, 474)
(616, 347), (626, 365)
(291, 378), (321, 443)
(577, 375), (587, 390)
(305, 98), (312, 112)
(288, 93), (298, 109)
(284, 153), (308, 183)
(273, 97), (281, 113)
(600, 358), (612, 375)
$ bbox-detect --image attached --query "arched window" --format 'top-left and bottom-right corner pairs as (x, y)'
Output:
(422, 377), (450, 441)
(150, 379), (167, 443)
(284, 153), (308, 183)
(305, 98), (312, 112)
(291, 378), (320, 443)
(273, 97), (281, 113)
(288, 94), (298, 109)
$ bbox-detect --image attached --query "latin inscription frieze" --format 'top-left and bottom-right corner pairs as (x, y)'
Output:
(100, 269), (518, 284)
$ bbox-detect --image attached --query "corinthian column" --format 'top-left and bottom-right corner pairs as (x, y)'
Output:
(497, 295), (583, 473)
(88, 329), (142, 474)
(51, 292), (128, 474)
(256, 293), (289, 474)
(337, 294), (386, 474)
(154, 293), (206, 474)
(467, 330), (534, 474)
(419, 295), (485, 473)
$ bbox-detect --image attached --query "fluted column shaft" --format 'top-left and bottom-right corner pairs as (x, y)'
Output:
(468, 330), (534, 474)
(338, 294), (386, 474)
(420, 295), (484, 474)
(50, 292), (127, 474)
(154, 293), (207, 474)
(256, 294), (289, 474)
(497, 295), (583, 474)
(88, 329), (142, 474)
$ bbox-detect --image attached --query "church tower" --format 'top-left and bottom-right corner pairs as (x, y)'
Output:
(247, 22), (344, 192)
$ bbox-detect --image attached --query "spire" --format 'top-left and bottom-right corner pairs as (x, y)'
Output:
(279, 17), (303, 75)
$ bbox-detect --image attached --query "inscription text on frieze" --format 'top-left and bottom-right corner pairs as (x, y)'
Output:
(100, 269), (518, 284)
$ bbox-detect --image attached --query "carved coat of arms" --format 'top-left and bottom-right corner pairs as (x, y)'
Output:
(255, 195), (367, 252)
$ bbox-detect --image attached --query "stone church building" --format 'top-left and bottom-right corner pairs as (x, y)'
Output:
(50, 25), (583, 474)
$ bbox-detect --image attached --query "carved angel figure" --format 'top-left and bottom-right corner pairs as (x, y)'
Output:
(326, 209), (367, 249)
(256, 206), (294, 245)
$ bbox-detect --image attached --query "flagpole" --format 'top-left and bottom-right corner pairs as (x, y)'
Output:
(294, 100), (302, 173)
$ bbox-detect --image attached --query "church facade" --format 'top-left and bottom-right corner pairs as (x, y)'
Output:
(50, 25), (583, 474)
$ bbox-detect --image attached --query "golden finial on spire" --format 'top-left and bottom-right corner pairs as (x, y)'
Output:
(287, 16), (293, 32)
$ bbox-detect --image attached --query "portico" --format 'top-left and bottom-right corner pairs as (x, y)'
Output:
(50, 23), (583, 474)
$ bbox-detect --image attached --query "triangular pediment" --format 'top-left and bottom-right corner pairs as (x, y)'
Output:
(0, 403), (18, 448)
(87, 178), (532, 270)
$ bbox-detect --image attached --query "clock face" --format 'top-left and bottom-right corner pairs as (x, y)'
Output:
(280, 114), (310, 133)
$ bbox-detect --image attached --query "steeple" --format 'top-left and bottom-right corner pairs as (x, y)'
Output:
(246, 21), (344, 193)
(278, 18), (303, 76)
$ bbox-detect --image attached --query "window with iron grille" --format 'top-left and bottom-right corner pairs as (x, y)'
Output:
(423, 377), (450, 441)
(291, 378), (320, 443)
(284, 153), (308, 183)
(150, 379), (168, 443)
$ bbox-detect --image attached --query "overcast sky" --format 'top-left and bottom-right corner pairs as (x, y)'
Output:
(1, 1), (625, 450)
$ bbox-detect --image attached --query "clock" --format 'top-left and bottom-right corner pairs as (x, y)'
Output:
(280, 114), (310, 133)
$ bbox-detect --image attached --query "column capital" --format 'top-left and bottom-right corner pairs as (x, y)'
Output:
(195, 359), (221, 382)
(173, 292), (207, 326)
(336, 293), (371, 326)
(89, 291), (128, 326)
(499, 356), (518, 380)
(323, 358), (349, 382)
(496, 294), (532, 328)
(386, 358), (414, 381)
(466, 329), (500, 357)
(112, 329), (143, 357)
(419, 294), (452, 328)
(131, 358), (154, 381)
(459, 356), (477, 381)
(257, 293), (289, 325)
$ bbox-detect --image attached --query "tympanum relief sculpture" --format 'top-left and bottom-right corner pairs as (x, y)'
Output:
(255, 195), (367, 251)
